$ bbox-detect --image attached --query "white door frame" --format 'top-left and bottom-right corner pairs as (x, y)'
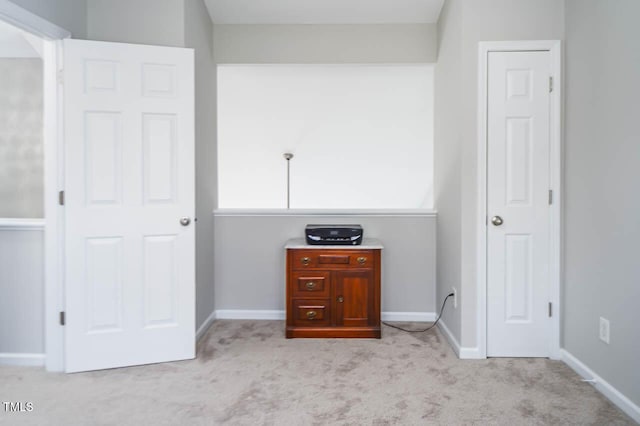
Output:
(0, 0), (71, 371)
(476, 40), (562, 360)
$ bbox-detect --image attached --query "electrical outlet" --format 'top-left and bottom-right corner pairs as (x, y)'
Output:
(599, 317), (610, 344)
(452, 287), (457, 309)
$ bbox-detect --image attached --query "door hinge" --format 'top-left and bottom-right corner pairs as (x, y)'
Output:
(57, 69), (64, 85)
(548, 189), (553, 205)
(548, 302), (552, 317)
(549, 76), (553, 93)
(59, 311), (66, 326)
(58, 190), (65, 206)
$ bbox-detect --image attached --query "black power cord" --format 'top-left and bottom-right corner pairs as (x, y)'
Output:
(383, 292), (454, 333)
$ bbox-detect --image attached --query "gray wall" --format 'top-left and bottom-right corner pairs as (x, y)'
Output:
(8, 0), (87, 38)
(184, 0), (217, 329)
(0, 227), (44, 354)
(87, 0), (185, 47)
(214, 24), (437, 63)
(0, 58), (43, 218)
(434, 0), (463, 340)
(564, 0), (640, 406)
(433, 0), (564, 348)
(214, 215), (436, 314)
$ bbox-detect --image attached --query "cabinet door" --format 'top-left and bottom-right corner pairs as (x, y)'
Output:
(335, 270), (375, 327)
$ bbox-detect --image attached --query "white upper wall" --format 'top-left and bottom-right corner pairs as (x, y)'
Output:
(0, 19), (40, 57)
(205, 0), (444, 24)
(0, 58), (43, 218)
(218, 64), (434, 209)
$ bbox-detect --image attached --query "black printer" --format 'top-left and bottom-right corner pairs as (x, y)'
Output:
(305, 224), (363, 245)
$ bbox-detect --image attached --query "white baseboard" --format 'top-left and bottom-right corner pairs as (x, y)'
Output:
(437, 320), (461, 356)
(196, 310), (217, 341)
(437, 320), (484, 359)
(0, 353), (45, 367)
(459, 346), (483, 359)
(215, 310), (285, 320)
(561, 349), (640, 424)
(213, 310), (436, 322)
(382, 312), (436, 322)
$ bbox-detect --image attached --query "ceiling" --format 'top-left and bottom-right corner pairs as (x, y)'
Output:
(204, 0), (445, 24)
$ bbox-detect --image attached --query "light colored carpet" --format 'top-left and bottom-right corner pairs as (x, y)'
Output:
(0, 320), (635, 425)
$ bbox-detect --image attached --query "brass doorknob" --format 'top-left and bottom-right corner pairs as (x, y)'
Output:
(337, 296), (344, 303)
(491, 216), (504, 226)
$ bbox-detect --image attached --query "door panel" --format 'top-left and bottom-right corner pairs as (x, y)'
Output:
(64, 39), (194, 372)
(335, 270), (374, 327)
(143, 235), (178, 327)
(85, 237), (123, 333)
(143, 114), (178, 204)
(487, 51), (551, 357)
(84, 112), (121, 205)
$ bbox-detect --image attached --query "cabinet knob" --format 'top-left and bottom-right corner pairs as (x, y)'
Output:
(337, 296), (344, 303)
(306, 310), (317, 320)
(305, 281), (316, 290)
(301, 257), (311, 265)
(357, 256), (367, 264)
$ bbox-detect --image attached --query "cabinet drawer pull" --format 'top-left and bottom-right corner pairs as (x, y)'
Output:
(305, 281), (316, 290)
(319, 255), (350, 264)
(357, 256), (367, 264)
(300, 257), (311, 265)
(306, 310), (317, 320)
(337, 296), (344, 303)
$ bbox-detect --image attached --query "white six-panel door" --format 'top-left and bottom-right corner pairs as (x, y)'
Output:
(64, 39), (195, 372)
(487, 51), (551, 357)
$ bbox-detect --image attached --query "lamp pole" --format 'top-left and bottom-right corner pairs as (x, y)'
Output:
(283, 153), (294, 209)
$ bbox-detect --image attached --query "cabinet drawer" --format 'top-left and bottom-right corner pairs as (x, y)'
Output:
(291, 249), (374, 270)
(291, 271), (330, 297)
(292, 299), (331, 326)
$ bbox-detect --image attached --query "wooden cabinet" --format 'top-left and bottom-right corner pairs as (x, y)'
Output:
(286, 242), (382, 338)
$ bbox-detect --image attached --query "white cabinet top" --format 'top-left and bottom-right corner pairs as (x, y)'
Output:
(285, 238), (384, 249)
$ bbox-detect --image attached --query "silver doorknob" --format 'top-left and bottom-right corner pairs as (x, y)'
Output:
(491, 216), (503, 226)
(180, 217), (191, 226)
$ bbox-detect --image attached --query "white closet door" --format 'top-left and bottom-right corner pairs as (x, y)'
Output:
(487, 50), (552, 357)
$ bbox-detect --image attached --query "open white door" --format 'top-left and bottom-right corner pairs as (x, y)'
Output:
(63, 39), (195, 372)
